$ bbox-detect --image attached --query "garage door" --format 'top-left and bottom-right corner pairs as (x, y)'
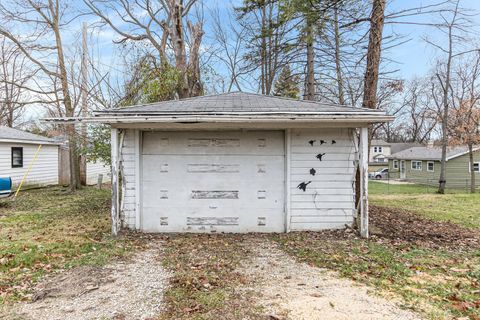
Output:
(141, 131), (285, 232)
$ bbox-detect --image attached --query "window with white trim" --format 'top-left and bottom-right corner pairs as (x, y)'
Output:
(427, 161), (435, 172)
(373, 146), (383, 153)
(470, 162), (480, 173)
(411, 160), (422, 170)
(393, 160), (399, 169)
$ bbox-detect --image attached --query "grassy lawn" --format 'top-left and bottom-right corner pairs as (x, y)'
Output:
(272, 232), (480, 319)
(0, 186), (137, 304)
(272, 182), (480, 319)
(369, 181), (480, 228)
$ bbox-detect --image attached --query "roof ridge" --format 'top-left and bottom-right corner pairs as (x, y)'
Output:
(102, 92), (382, 113)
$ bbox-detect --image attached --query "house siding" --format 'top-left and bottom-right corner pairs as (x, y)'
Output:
(388, 160), (400, 179)
(86, 161), (111, 185)
(289, 128), (356, 230)
(446, 151), (480, 188)
(120, 129), (137, 228)
(388, 149), (480, 188)
(0, 142), (59, 186)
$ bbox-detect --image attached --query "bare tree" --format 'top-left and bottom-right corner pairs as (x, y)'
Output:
(85, 0), (204, 99)
(424, 0), (478, 193)
(0, 0), (83, 190)
(0, 37), (33, 127)
(209, 5), (248, 92)
(376, 79), (437, 143)
(447, 52), (480, 192)
(236, 0), (294, 95)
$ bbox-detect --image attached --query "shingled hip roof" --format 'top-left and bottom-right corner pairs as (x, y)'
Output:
(44, 92), (394, 124)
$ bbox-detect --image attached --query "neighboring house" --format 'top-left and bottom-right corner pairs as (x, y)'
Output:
(0, 126), (110, 187)
(0, 126), (60, 186)
(369, 139), (390, 165)
(49, 92), (392, 235)
(389, 146), (480, 188)
(369, 139), (422, 171)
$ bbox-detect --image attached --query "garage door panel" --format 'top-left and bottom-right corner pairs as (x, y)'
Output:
(141, 206), (284, 233)
(142, 188), (284, 208)
(142, 157), (284, 187)
(141, 130), (285, 233)
(142, 131), (284, 155)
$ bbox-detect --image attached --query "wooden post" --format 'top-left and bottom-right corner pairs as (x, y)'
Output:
(97, 174), (103, 189)
(359, 127), (369, 238)
(111, 128), (119, 236)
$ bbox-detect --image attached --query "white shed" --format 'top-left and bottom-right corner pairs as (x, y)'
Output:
(0, 126), (60, 186)
(48, 93), (393, 236)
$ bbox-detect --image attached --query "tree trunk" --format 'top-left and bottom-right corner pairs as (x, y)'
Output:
(333, 3), (345, 105)
(438, 25), (454, 194)
(186, 21), (204, 97)
(356, 0), (386, 224)
(169, 0), (189, 99)
(469, 143), (475, 193)
(362, 0), (386, 109)
(53, 16), (80, 191)
(305, 19), (315, 101)
(261, 3), (267, 94)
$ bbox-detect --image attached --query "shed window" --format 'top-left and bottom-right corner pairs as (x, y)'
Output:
(11, 147), (23, 168)
(393, 160), (399, 169)
(427, 161), (435, 172)
(470, 162), (480, 173)
(411, 160), (422, 170)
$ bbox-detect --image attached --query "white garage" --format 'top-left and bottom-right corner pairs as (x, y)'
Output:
(49, 92), (393, 236)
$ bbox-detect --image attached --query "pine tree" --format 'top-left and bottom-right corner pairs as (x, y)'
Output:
(273, 65), (300, 99)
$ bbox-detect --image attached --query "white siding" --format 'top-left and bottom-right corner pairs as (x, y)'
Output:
(119, 128), (358, 233)
(289, 128), (356, 231)
(86, 161), (111, 185)
(0, 142), (59, 186)
(120, 129), (137, 228)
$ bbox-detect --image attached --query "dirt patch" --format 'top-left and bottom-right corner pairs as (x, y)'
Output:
(370, 205), (480, 248)
(12, 240), (170, 320)
(241, 237), (419, 320)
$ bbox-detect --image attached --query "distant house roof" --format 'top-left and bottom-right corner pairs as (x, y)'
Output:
(390, 142), (423, 154)
(389, 146), (480, 161)
(371, 139), (390, 146)
(370, 140), (423, 153)
(0, 126), (58, 145)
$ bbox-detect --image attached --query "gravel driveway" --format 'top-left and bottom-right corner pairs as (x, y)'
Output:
(240, 237), (420, 320)
(6, 236), (422, 320)
(12, 240), (170, 320)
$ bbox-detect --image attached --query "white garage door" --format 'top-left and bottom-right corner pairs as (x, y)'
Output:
(141, 131), (285, 232)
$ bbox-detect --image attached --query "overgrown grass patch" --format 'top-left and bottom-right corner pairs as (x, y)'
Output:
(0, 186), (137, 304)
(159, 234), (264, 320)
(272, 232), (480, 319)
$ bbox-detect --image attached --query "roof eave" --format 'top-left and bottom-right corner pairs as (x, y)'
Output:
(44, 114), (394, 124)
(0, 138), (60, 145)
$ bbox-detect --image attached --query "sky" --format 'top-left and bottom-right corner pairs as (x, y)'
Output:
(5, 0), (480, 123)
(385, 0), (480, 79)
(78, 0), (480, 89)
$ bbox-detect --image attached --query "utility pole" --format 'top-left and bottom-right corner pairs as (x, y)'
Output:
(79, 22), (88, 186)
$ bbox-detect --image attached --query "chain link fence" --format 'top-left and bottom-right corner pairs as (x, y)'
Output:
(370, 176), (479, 194)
